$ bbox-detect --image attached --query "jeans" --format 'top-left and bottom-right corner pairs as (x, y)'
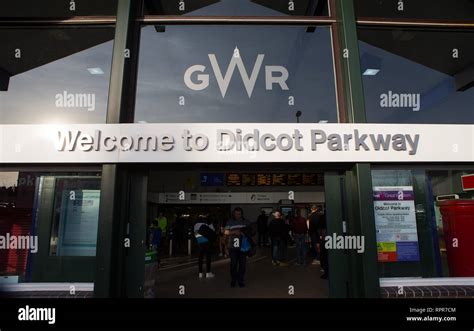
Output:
(258, 231), (268, 246)
(294, 233), (307, 265)
(198, 242), (212, 273)
(310, 232), (320, 260)
(271, 238), (287, 262)
(229, 247), (247, 283)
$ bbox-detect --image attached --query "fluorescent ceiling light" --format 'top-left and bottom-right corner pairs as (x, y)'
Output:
(363, 69), (380, 76)
(87, 67), (104, 75)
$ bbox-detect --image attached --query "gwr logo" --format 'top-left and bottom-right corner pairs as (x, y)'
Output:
(184, 54), (289, 98)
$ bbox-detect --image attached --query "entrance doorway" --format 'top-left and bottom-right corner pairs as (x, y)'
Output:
(135, 164), (341, 299)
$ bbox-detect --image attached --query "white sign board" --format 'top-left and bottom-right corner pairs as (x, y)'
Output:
(0, 123), (473, 163)
(150, 191), (325, 204)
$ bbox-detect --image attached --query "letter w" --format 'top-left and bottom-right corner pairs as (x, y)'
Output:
(209, 53), (264, 98)
(370, 134), (391, 151)
(56, 130), (80, 151)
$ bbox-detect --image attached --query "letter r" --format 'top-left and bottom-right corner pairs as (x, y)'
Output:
(265, 66), (289, 90)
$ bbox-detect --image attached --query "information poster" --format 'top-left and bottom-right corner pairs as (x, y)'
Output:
(58, 189), (101, 256)
(373, 186), (420, 262)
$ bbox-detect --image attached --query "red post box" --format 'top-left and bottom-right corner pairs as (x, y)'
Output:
(438, 200), (474, 277)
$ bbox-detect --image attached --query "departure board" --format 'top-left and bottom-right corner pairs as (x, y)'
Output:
(302, 173), (318, 185)
(257, 173), (272, 186)
(272, 173), (287, 186)
(225, 172), (323, 186)
(242, 173), (256, 186)
(226, 173), (241, 186)
(287, 173), (302, 186)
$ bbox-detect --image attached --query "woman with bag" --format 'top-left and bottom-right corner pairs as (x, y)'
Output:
(194, 214), (216, 279)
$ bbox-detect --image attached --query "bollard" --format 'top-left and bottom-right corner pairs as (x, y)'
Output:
(187, 229), (192, 255)
(168, 230), (173, 256)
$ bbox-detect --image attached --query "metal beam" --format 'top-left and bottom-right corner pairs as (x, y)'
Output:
(333, 0), (379, 298)
(94, 0), (141, 298)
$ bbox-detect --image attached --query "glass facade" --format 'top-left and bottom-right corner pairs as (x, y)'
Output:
(143, 0), (329, 16)
(135, 25), (338, 123)
(0, 27), (115, 124)
(0, 0), (473, 300)
(0, 170), (101, 283)
(372, 168), (474, 278)
(358, 28), (474, 124)
(354, 0), (474, 21)
(0, 0), (118, 17)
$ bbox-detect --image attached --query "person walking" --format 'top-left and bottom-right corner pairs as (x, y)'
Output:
(291, 209), (308, 266)
(257, 210), (269, 247)
(218, 218), (229, 257)
(307, 205), (322, 265)
(268, 210), (289, 266)
(194, 215), (217, 279)
(156, 211), (168, 234)
(150, 220), (162, 266)
(225, 207), (251, 288)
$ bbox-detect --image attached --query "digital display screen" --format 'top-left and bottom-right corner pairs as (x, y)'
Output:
(302, 173), (318, 185)
(272, 173), (287, 186)
(257, 173), (272, 186)
(242, 173), (256, 186)
(200, 173), (224, 186)
(225, 173), (323, 186)
(226, 173), (241, 186)
(287, 173), (302, 186)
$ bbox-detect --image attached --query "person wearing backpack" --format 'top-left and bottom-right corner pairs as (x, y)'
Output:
(194, 214), (216, 279)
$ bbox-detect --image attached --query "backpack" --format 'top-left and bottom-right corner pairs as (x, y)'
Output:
(198, 224), (217, 243)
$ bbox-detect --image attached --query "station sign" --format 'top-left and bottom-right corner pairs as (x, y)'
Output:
(0, 123), (473, 163)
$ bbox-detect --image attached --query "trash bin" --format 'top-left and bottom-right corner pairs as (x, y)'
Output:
(438, 200), (474, 276)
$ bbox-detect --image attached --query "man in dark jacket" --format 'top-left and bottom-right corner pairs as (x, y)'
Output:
(225, 207), (252, 288)
(268, 210), (289, 266)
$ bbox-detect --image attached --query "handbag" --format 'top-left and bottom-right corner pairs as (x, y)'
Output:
(240, 235), (251, 252)
(241, 234), (257, 257)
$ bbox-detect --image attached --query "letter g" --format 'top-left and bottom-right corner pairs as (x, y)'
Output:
(184, 65), (209, 91)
